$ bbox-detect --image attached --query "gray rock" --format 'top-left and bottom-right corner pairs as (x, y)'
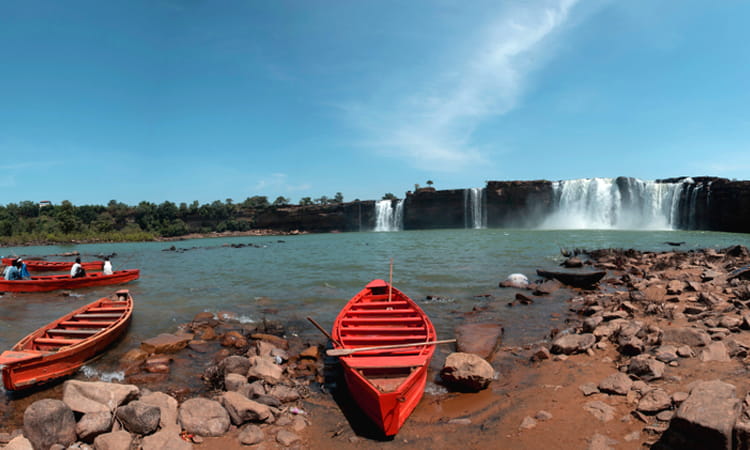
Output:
(654, 345), (679, 363)
(4, 435), (33, 450)
(268, 385), (300, 403)
(637, 388), (672, 413)
(276, 430), (301, 446)
(579, 382), (599, 396)
(664, 380), (740, 450)
(551, 333), (596, 355)
(238, 424), (264, 445)
(178, 398), (230, 437)
(224, 373), (248, 392)
(700, 341), (731, 362)
(116, 400), (161, 435)
(662, 327), (711, 347)
(247, 356), (283, 384)
(440, 352), (496, 392)
(253, 394), (282, 408)
(23, 399), (76, 450)
(588, 433), (618, 450)
(583, 401), (615, 422)
(62, 380), (139, 414)
(139, 391), (179, 431)
(219, 355), (252, 377)
(76, 411), (113, 442)
(519, 416), (537, 430)
(598, 373), (632, 395)
(219, 391), (273, 425)
(627, 355), (665, 381)
(93, 431), (132, 450)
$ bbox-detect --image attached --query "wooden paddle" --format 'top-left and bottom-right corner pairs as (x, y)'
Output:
(306, 316), (342, 347)
(326, 338), (456, 357)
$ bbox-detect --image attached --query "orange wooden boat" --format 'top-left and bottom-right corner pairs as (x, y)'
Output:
(0, 289), (133, 391)
(0, 269), (140, 293)
(331, 279), (437, 436)
(2, 258), (104, 272)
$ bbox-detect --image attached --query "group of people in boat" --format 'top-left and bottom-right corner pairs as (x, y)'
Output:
(2, 258), (30, 280)
(2, 256), (113, 280)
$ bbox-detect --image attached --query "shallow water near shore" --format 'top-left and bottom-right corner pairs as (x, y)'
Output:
(1, 229), (749, 431)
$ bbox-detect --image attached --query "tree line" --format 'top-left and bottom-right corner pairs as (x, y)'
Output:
(0, 193), (346, 245)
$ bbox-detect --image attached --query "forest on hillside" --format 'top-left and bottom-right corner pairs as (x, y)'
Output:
(0, 194), (345, 245)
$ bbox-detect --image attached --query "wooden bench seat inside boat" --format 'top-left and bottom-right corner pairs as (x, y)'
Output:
(34, 337), (84, 346)
(344, 355), (426, 369)
(47, 328), (101, 335)
(60, 320), (114, 327)
(74, 313), (123, 319)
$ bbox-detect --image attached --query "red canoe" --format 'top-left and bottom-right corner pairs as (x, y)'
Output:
(1, 258), (104, 272)
(331, 279), (437, 436)
(0, 269), (140, 293)
(0, 289), (133, 390)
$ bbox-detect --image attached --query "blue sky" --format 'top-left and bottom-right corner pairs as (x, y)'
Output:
(2, 0), (749, 206)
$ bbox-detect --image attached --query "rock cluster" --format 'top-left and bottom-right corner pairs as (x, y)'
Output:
(536, 245), (750, 447)
(7, 311), (323, 449)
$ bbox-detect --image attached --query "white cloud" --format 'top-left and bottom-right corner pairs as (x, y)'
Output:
(254, 173), (311, 193)
(347, 0), (580, 172)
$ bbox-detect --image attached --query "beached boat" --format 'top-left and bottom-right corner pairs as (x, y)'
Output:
(536, 268), (606, 288)
(1, 258), (104, 272)
(331, 279), (437, 436)
(0, 269), (140, 293)
(0, 289), (133, 391)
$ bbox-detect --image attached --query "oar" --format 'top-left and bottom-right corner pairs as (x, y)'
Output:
(326, 339), (456, 357)
(306, 316), (342, 347)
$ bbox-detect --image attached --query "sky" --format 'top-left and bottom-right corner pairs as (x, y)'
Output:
(1, 0), (749, 206)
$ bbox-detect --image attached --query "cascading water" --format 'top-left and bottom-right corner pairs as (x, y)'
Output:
(464, 188), (486, 229)
(374, 199), (404, 232)
(541, 177), (690, 230)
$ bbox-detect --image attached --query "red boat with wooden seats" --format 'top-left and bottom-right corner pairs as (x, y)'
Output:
(331, 279), (438, 436)
(0, 269), (140, 293)
(0, 289), (133, 391)
(1, 258), (104, 272)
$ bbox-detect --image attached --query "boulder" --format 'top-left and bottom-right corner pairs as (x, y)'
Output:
(224, 373), (249, 392)
(276, 430), (301, 446)
(662, 327), (711, 347)
(440, 352), (495, 392)
(627, 355), (665, 381)
(23, 399), (76, 450)
(598, 373), (632, 395)
(454, 322), (503, 359)
(219, 355), (252, 377)
(139, 391), (180, 431)
(583, 401), (615, 422)
(250, 333), (289, 349)
(140, 333), (191, 354)
(219, 391), (273, 425)
(662, 380), (740, 450)
(499, 273), (529, 288)
(268, 385), (301, 403)
(700, 342), (731, 362)
(93, 431), (133, 450)
(116, 400), (161, 435)
(4, 435), (33, 450)
(551, 333), (596, 355)
(75, 411), (113, 442)
(637, 388), (672, 413)
(62, 380), (139, 414)
(247, 356), (283, 384)
(178, 398), (230, 437)
(238, 424), (265, 445)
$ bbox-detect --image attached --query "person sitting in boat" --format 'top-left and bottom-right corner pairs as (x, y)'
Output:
(3, 260), (22, 280)
(70, 257), (86, 278)
(16, 258), (30, 279)
(103, 257), (113, 275)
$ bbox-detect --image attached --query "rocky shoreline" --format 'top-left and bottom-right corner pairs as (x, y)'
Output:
(3, 245), (750, 449)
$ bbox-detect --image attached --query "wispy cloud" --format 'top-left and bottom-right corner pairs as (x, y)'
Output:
(255, 173), (311, 193)
(347, 0), (580, 172)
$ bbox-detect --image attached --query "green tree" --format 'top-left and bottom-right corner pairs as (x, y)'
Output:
(272, 196), (290, 206)
(426, 180), (434, 187)
(333, 192), (344, 203)
(382, 193), (397, 200)
(299, 197), (313, 206)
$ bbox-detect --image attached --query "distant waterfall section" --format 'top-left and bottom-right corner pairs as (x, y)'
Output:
(374, 199), (405, 232)
(541, 177), (699, 230)
(464, 188), (486, 229)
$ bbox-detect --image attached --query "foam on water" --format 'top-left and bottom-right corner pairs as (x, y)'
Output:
(80, 365), (125, 383)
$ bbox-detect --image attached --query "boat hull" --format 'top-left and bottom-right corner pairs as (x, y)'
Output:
(0, 269), (139, 293)
(332, 279), (437, 436)
(1, 258), (104, 272)
(0, 290), (133, 391)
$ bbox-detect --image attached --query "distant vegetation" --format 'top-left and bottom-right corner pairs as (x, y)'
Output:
(0, 194), (346, 245)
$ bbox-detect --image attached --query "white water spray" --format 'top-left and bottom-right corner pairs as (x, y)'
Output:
(374, 199), (404, 232)
(541, 177), (689, 230)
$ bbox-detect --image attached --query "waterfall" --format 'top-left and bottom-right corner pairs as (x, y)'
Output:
(464, 188), (486, 229)
(542, 177), (690, 230)
(374, 199), (404, 232)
